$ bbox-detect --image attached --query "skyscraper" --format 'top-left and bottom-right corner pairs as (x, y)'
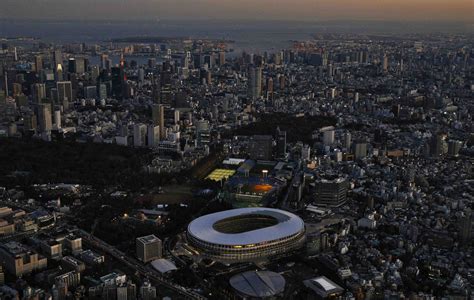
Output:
(133, 124), (147, 147)
(111, 65), (125, 100)
(321, 127), (335, 146)
(147, 125), (160, 148)
(431, 133), (447, 157)
(354, 141), (368, 159)
(248, 66), (262, 99)
(97, 83), (107, 100)
(314, 177), (349, 207)
(218, 51), (226, 66)
(276, 127), (287, 159)
(53, 49), (62, 68)
(196, 120), (211, 147)
(343, 131), (352, 151)
(68, 58), (76, 73)
(33, 83), (46, 103)
(266, 77), (274, 101)
(56, 63), (64, 82)
(54, 110), (61, 129)
(382, 53), (388, 73)
(152, 104), (165, 139)
(37, 103), (52, 132)
(57, 81), (73, 109)
(35, 55), (43, 73)
(100, 54), (109, 70)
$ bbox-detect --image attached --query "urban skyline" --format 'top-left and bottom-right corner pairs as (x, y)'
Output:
(0, 1), (472, 299)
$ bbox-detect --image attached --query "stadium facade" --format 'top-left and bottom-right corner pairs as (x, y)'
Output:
(187, 208), (306, 263)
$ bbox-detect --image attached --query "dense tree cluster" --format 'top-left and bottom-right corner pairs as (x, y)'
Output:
(229, 113), (336, 143)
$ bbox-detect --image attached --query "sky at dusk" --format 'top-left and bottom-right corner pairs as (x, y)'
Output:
(1, 0), (473, 22)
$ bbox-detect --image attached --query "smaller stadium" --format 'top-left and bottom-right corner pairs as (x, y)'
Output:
(205, 159), (289, 207)
(187, 208), (306, 263)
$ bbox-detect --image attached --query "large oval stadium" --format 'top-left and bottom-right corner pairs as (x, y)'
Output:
(187, 208), (306, 263)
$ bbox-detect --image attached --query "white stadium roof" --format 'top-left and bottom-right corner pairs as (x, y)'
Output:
(187, 207), (305, 246)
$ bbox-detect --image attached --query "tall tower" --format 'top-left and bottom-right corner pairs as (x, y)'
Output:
(57, 81), (72, 110)
(382, 53), (388, 73)
(53, 49), (62, 67)
(276, 127), (287, 159)
(33, 83), (46, 103)
(38, 103), (53, 132)
(266, 77), (274, 100)
(56, 63), (64, 82)
(152, 104), (165, 139)
(219, 51), (225, 66)
(248, 66), (262, 99)
(35, 55), (43, 73)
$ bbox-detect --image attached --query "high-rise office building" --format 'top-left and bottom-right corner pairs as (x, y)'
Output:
(84, 86), (97, 99)
(302, 145), (311, 161)
(147, 125), (160, 148)
(98, 83), (107, 100)
(100, 54), (109, 70)
(136, 235), (162, 263)
(448, 140), (463, 157)
(74, 57), (86, 74)
(218, 51), (226, 66)
(57, 81), (73, 109)
(56, 63), (64, 82)
(68, 58), (76, 73)
(152, 104), (165, 139)
(248, 66), (262, 99)
(276, 127), (287, 159)
(133, 124), (147, 147)
(459, 209), (473, 244)
(12, 83), (22, 97)
(37, 103), (53, 132)
(382, 53), (388, 72)
(111, 67), (125, 100)
(53, 49), (62, 68)
(354, 141), (368, 159)
(431, 133), (447, 157)
(343, 131), (352, 151)
(174, 110), (180, 124)
(314, 177), (349, 207)
(33, 83), (46, 103)
(54, 110), (61, 129)
(266, 77), (274, 100)
(24, 114), (37, 132)
(321, 127), (335, 146)
(35, 55), (43, 72)
(196, 120), (211, 147)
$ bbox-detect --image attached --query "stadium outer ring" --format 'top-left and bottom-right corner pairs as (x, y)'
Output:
(187, 207), (306, 262)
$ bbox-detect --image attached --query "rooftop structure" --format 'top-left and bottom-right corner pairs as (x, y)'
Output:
(303, 276), (344, 299)
(230, 270), (286, 298)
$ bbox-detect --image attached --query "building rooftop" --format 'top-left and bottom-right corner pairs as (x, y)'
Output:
(303, 276), (344, 295)
(137, 235), (161, 244)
